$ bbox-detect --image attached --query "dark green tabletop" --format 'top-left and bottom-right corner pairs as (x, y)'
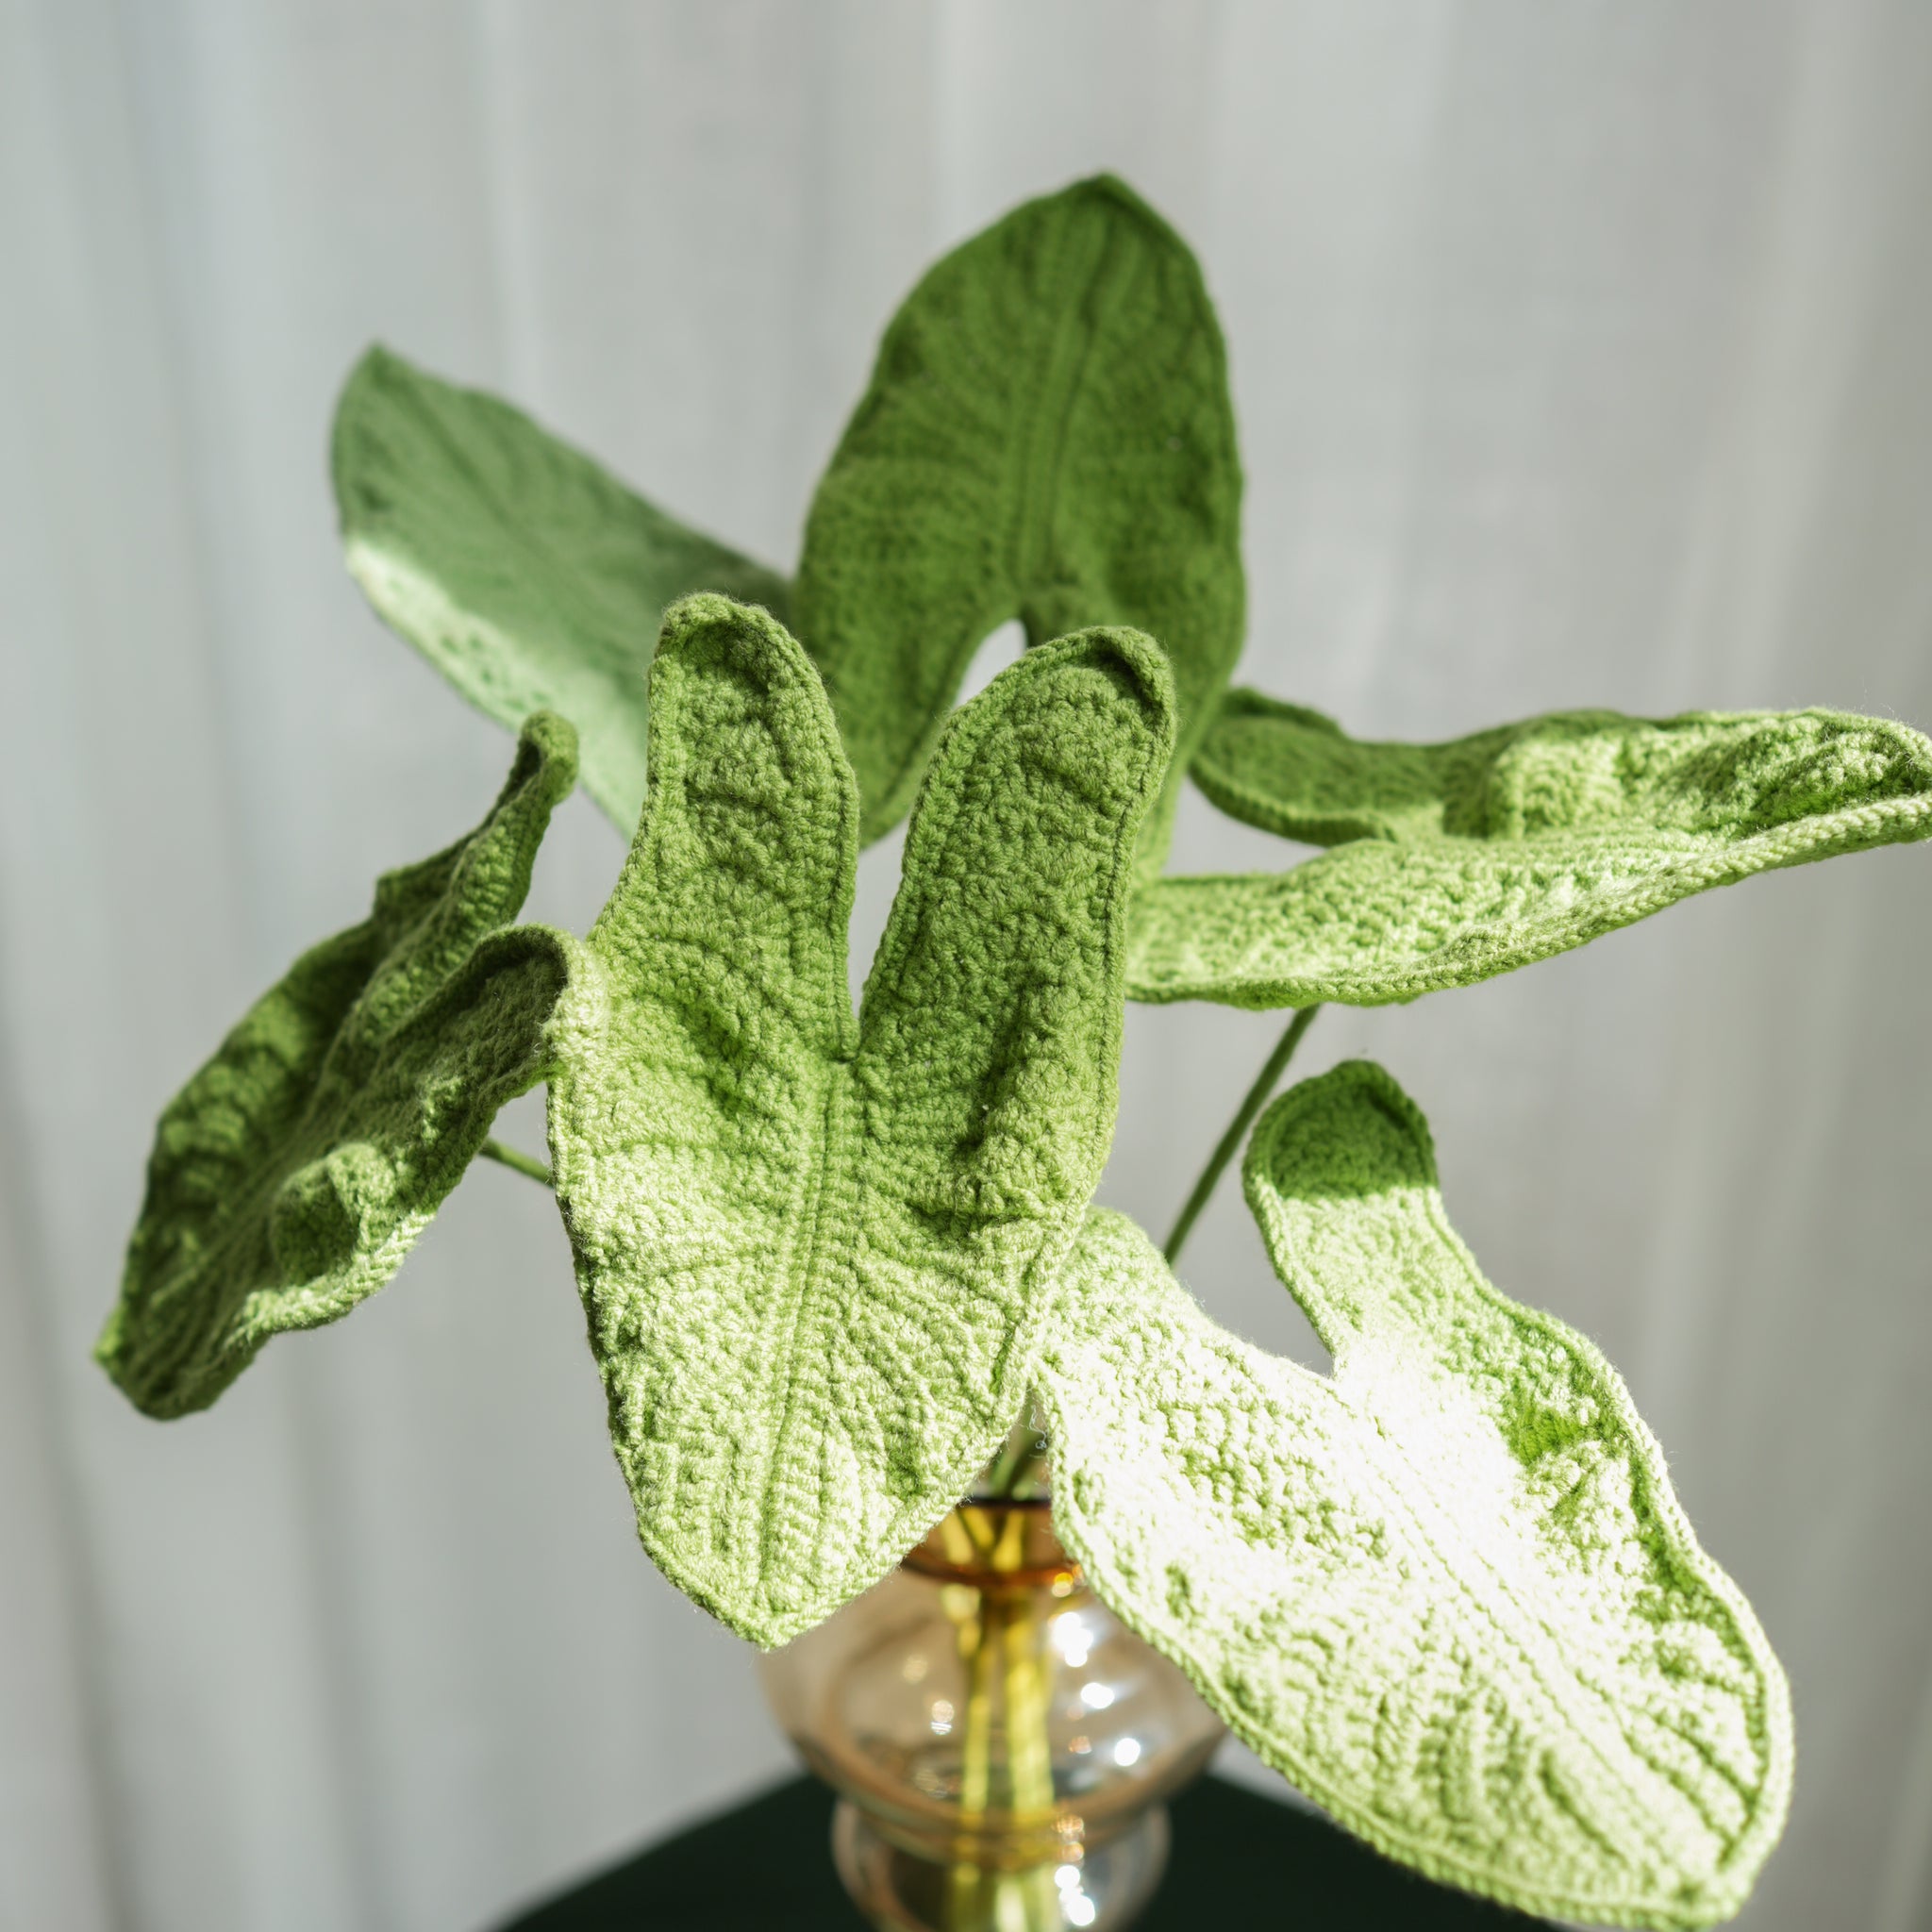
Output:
(494, 1774), (1542, 1929)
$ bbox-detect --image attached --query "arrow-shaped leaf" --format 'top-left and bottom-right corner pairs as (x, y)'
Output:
(794, 175), (1241, 877)
(333, 346), (791, 834)
(546, 594), (1173, 1645)
(100, 716), (580, 1417)
(1131, 693), (1932, 1007)
(1040, 1062), (1791, 1928)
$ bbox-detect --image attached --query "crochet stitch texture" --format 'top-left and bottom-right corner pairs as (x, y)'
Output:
(1128, 691), (1932, 1007)
(1041, 1062), (1791, 1928)
(545, 595), (1174, 1645)
(334, 345), (790, 834)
(99, 715), (578, 1416)
(794, 174), (1242, 878)
(102, 173), (1932, 1926)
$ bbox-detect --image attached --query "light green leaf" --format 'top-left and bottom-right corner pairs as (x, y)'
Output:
(332, 345), (791, 833)
(1040, 1062), (1791, 1929)
(794, 174), (1241, 877)
(100, 716), (580, 1418)
(547, 594), (1174, 1645)
(1134, 695), (1932, 1006)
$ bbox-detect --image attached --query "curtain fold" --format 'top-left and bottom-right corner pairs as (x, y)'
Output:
(4, 3), (1929, 1926)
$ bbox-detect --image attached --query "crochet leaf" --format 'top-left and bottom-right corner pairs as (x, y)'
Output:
(794, 174), (1241, 878)
(333, 345), (791, 834)
(1040, 1063), (1792, 1930)
(99, 716), (580, 1419)
(546, 594), (1174, 1646)
(1131, 693), (1932, 1007)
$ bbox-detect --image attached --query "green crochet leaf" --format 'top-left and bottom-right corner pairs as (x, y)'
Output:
(547, 593), (1174, 1646)
(98, 716), (580, 1419)
(794, 174), (1241, 878)
(333, 345), (791, 834)
(1130, 693), (1932, 1007)
(1040, 1062), (1792, 1930)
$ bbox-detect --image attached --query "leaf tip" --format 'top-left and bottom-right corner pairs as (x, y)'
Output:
(330, 341), (415, 529)
(512, 708), (581, 808)
(1244, 1058), (1440, 1209)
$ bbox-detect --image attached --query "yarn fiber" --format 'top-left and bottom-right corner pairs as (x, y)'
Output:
(99, 715), (579, 1416)
(1041, 1061), (1791, 1928)
(1128, 691), (1932, 1007)
(544, 595), (1174, 1645)
(794, 174), (1242, 879)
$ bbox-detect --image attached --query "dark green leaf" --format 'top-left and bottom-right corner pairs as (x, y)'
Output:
(99, 716), (579, 1416)
(795, 175), (1241, 876)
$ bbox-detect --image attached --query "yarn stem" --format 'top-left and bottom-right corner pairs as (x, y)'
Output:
(979, 1409), (1050, 1502)
(1162, 1006), (1320, 1267)
(479, 1137), (554, 1188)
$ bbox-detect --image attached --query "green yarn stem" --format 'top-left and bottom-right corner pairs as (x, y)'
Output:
(479, 1137), (554, 1188)
(1162, 1006), (1319, 1267)
(978, 1411), (1051, 1502)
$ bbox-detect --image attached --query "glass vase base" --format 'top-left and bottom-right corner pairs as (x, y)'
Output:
(831, 1799), (1170, 1932)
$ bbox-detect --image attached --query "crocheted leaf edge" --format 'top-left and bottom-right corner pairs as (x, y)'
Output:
(1126, 788), (1932, 1009)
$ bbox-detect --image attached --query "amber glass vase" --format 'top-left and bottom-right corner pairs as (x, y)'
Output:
(760, 1496), (1224, 1932)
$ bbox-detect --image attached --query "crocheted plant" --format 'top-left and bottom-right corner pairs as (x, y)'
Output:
(103, 175), (1932, 1927)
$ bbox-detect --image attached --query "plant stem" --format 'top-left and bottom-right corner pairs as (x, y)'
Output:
(1162, 1005), (1321, 1268)
(949, 1526), (994, 1929)
(979, 1411), (1049, 1503)
(999, 1590), (1062, 1929)
(946, 1505), (1061, 1932)
(479, 1137), (553, 1188)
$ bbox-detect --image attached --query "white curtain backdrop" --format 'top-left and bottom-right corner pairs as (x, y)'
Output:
(6, 3), (1931, 1927)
